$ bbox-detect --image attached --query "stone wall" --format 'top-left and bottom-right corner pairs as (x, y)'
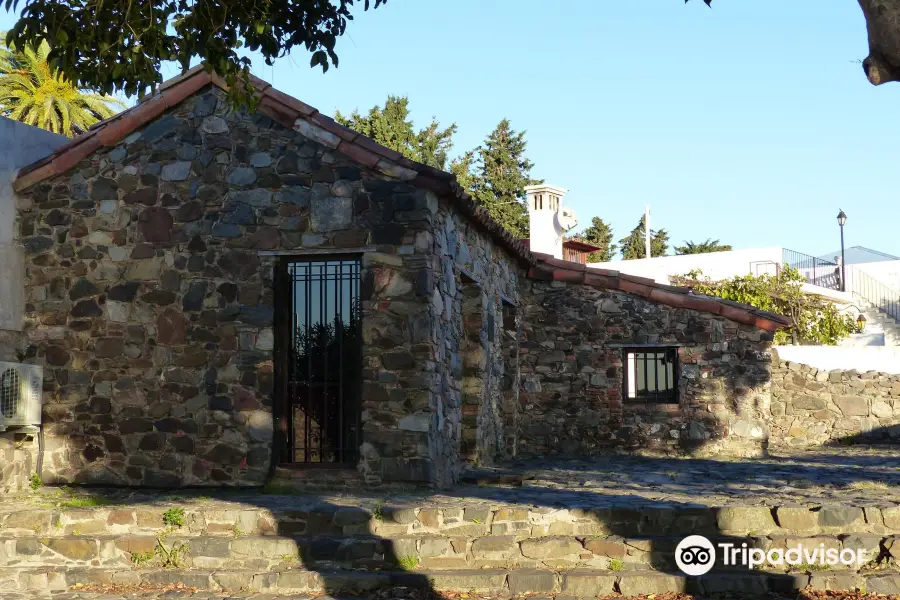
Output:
(769, 352), (900, 447)
(0, 434), (38, 493)
(517, 279), (774, 457)
(15, 86), (506, 487)
(427, 206), (520, 485)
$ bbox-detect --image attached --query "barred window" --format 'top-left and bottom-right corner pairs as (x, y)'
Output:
(623, 348), (679, 404)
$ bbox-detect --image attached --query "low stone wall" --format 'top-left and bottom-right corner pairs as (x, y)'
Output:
(2, 498), (899, 570)
(1, 498), (900, 594)
(769, 352), (900, 447)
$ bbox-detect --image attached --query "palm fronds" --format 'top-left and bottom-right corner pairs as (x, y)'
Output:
(0, 33), (125, 136)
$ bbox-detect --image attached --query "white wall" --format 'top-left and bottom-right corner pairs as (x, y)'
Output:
(855, 260), (900, 290)
(588, 247), (784, 284)
(774, 345), (900, 375)
(0, 117), (67, 333)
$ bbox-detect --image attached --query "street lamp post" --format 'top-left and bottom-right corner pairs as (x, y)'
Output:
(837, 209), (847, 292)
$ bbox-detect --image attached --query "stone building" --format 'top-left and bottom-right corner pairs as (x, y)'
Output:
(2, 67), (789, 490)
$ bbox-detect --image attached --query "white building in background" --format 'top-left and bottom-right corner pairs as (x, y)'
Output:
(587, 247), (785, 284)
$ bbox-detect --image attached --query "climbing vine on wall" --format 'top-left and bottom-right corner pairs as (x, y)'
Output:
(672, 267), (860, 346)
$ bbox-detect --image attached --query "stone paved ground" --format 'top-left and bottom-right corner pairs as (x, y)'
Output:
(4, 446), (899, 513)
(0, 589), (880, 600)
(495, 446), (900, 507)
(0, 591), (799, 600)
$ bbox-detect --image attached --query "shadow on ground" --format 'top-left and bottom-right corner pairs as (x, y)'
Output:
(26, 447), (900, 596)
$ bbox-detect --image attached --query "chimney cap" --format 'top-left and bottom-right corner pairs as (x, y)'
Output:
(525, 184), (568, 197)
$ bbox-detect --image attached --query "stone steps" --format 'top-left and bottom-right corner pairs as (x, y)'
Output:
(0, 532), (891, 572)
(2, 498), (899, 595)
(7, 501), (900, 538)
(3, 564), (900, 596)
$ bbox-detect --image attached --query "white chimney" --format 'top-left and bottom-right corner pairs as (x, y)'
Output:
(525, 184), (577, 259)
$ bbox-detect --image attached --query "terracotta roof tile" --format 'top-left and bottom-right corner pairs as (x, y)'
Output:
(553, 269), (585, 284)
(530, 257), (791, 332)
(265, 88), (318, 118)
(619, 273), (658, 287)
(159, 65), (207, 92)
(309, 112), (358, 142)
(584, 273), (620, 290)
(352, 134), (405, 163)
(527, 267), (554, 281)
(337, 140), (381, 168)
(257, 97), (298, 130)
(649, 288), (685, 308)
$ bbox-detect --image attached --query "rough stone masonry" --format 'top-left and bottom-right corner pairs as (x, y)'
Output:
(6, 75), (791, 491)
(769, 351), (900, 447)
(12, 86), (522, 489)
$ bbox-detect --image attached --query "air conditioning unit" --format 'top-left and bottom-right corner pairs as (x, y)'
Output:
(0, 362), (43, 431)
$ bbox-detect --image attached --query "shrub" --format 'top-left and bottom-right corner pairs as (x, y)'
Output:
(673, 267), (860, 345)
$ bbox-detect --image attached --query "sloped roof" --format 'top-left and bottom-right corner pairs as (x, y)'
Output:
(816, 246), (900, 265)
(13, 65), (533, 266)
(12, 67), (789, 332)
(530, 254), (791, 332)
(522, 239), (604, 253)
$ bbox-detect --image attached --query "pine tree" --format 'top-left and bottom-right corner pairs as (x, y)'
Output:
(450, 150), (478, 196)
(454, 119), (539, 238)
(335, 96), (456, 170)
(572, 217), (616, 262)
(618, 215), (669, 259)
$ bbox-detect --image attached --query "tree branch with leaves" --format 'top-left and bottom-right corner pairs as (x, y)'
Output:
(4, 0), (387, 105)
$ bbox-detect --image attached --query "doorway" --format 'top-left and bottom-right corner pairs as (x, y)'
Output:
(275, 257), (362, 466)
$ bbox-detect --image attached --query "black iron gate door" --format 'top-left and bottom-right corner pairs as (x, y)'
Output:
(277, 257), (362, 466)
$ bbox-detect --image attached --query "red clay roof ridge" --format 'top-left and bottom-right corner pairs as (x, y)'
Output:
(529, 256), (791, 332)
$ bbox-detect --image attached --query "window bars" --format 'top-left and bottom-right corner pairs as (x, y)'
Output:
(282, 258), (362, 465)
(623, 348), (679, 404)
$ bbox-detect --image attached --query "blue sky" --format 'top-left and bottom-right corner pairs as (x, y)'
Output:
(3, 1), (899, 259)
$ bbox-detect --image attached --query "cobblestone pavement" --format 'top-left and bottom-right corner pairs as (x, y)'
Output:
(0, 593), (799, 600)
(494, 445), (900, 507)
(0, 595), (377, 600)
(3, 446), (898, 513)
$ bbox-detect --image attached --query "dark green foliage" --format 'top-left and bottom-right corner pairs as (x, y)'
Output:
(618, 215), (669, 259)
(571, 217), (616, 262)
(292, 300), (361, 382)
(335, 96), (456, 170)
(674, 238), (733, 255)
(454, 119), (540, 238)
(4, 0), (387, 105)
(449, 150), (478, 194)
